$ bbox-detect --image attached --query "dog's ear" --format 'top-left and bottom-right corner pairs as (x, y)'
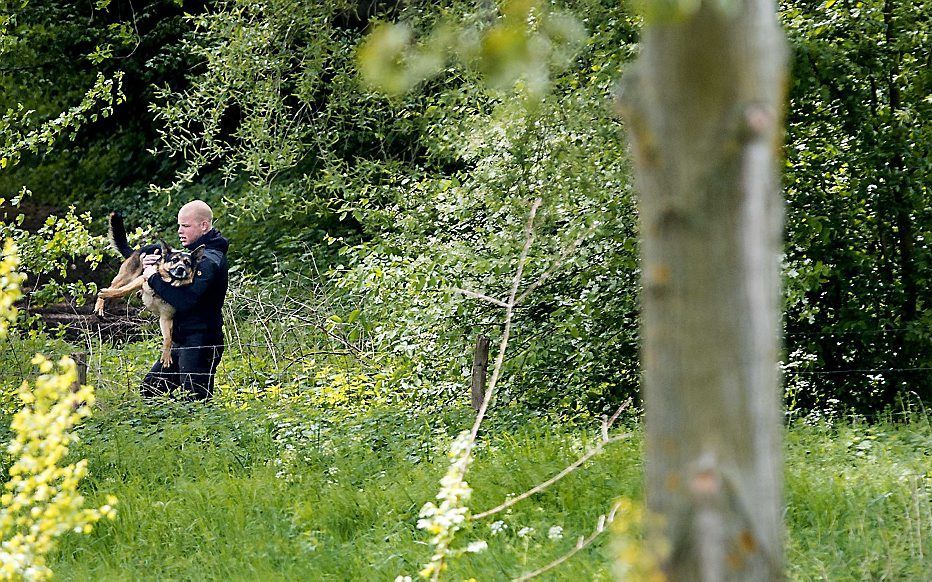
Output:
(191, 244), (206, 264)
(158, 239), (170, 256)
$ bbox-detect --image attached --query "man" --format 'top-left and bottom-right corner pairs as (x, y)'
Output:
(140, 200), (229, 400)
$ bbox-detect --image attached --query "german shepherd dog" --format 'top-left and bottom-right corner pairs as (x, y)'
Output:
(96, 213), (204, 367)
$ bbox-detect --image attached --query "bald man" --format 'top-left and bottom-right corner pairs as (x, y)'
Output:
(140, 200), (229, 400)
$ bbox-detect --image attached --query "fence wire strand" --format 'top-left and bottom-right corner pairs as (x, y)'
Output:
(2, 274), (930, 404)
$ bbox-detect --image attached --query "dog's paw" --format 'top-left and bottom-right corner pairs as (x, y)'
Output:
(98, 288), (118, 299)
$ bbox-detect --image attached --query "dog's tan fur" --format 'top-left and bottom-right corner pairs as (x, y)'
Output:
(96, 240), (204, 367)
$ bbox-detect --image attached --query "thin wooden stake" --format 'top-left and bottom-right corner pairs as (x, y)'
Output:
(70, 351), (87, 391)
(470, 335), (490, 412)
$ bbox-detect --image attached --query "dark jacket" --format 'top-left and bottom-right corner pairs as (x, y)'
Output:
(147, 228), (229, 344)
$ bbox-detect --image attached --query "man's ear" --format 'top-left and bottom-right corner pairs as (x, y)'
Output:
(158, 239), (170, 256)
(191, 244), (207, 264)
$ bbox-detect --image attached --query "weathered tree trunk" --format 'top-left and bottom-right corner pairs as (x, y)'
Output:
(617, 1), (787, 579)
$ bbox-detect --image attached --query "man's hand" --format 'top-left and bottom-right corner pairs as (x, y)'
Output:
(142, 253), (159, 279)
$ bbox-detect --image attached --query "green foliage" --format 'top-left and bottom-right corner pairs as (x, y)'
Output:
(785, 418), (932, 579)
(780, 0), (932, 412)
(327, 80), (640, 411)
(0, 260), (925, 581)
(0, 0), (127, 169)
(0, 198), (108, 307)
(2, 2), (930, 575)
(0, 72), (125, 169)
(1, 0), (927, 417)
(632, 0), (742, 24)
(0, 0), (205, 216)
(0, 333), (74, 415)
(358, 0), (588, 100)
(41, 397), (640, 580)
(139, 0), (643, 412)
(148, 0), (353, 195)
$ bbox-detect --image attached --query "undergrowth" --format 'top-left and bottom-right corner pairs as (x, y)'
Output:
(50, 398), (642, 580)
(0, 332), (927, 579)
(32, 394), (932, 580)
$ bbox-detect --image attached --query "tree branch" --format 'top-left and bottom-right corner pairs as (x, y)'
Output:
(514, 501), (623, 581)
(467, 197), (543, 445)
(452, 287), (509, 308)
(473, 399), (632, 520)
(515, 221), (600, 306)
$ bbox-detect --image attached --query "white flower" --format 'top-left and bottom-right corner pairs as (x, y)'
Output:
(415, 430), (475, 577)
(465, 540), (488, 553)
(490, 520), (507, 535)
(394, 576), (412, 582)
(517, 526), (535, 538)
(548, 525), (564, 540)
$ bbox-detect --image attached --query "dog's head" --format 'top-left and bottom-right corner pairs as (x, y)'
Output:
(156, 241), (206, 287)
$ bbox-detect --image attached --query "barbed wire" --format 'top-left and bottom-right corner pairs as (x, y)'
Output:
(4, 335), (927, 383)
(784, 327), (917, 338)
(787, 367), (932, 376)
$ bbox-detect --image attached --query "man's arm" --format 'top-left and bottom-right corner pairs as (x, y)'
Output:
(146, 259), (217, 313)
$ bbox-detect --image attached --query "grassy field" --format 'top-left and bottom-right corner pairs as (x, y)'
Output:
(0, 335), (927, 579)
(784, 417), (931, 579)
(32, 389), (929, 580)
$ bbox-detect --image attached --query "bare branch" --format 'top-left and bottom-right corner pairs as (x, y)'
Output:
(473, 400), (631, 521)
(451, 287), (509, 308)
(468, 197), (543, 444)
(473, 433), (628, 521)
(515, 221), (601, 306)
(419, 197), (545, 580)
(514, 501), (623, 582)
(606, 399), (630, 429)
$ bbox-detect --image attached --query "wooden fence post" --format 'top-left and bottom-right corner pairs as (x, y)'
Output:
(470, 335), (490, 411)
(70, 351), (87, 391)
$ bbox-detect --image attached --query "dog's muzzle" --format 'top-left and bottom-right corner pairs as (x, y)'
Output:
(170, 265), (189, 280)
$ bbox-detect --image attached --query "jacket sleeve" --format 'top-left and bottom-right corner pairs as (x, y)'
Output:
(147, 258), (217, 313)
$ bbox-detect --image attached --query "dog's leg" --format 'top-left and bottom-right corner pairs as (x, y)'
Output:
(97, 251), (145, 315)
(158, 315), (174, 367)
(96, 272), (135, 316)
(98, 275), (146, 299)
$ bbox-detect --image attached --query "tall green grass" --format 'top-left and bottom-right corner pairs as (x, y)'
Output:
(37, 388), (930, 581)
(52, 399), (641, 580)
(785, 418), (931, 580)
(2, 333), (927, 579)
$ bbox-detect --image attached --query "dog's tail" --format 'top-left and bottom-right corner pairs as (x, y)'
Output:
(108, 212), (135, 259)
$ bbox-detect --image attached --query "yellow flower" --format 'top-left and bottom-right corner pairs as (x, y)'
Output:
(0, 241), (25, 338)
(0, 354), (117, 579)
(0, 240), (116, 578)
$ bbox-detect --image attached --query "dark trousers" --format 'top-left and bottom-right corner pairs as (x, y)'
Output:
(141, 334), (224, 401)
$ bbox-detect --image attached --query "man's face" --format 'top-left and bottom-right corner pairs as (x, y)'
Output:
(177, 211), (208, 246)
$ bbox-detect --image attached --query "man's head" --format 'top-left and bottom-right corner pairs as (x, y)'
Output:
(177, 200), (213, 247)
